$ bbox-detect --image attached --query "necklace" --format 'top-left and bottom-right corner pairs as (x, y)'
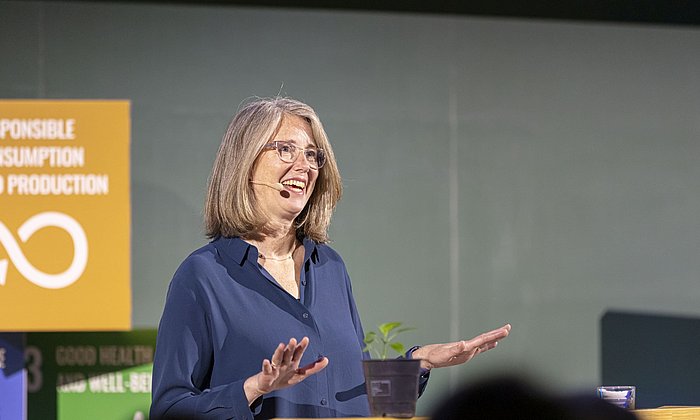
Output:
(258, 253), (293, 261)
(258, 243), (299, 262)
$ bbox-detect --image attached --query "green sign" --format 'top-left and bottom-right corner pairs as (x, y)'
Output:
(58, 363), (153, 419)
(27, 330), (156, 420)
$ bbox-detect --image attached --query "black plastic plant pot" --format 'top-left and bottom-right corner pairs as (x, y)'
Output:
(362, 359), (421, 418)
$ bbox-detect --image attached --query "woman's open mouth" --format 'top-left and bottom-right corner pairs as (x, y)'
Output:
(281, 179), (306, 193)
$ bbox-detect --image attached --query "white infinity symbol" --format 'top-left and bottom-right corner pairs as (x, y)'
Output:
(0, 212), (88, 289)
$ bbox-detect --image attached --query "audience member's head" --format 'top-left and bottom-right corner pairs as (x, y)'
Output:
(430, 375), (637, 420)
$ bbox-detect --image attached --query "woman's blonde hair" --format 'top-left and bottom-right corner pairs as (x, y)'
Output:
(204, 97), (342, 243)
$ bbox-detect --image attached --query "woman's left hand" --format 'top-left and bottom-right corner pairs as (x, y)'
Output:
(410, 324), (511, 370)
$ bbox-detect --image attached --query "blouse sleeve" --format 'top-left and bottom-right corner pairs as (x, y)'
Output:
(405, 346), (431, 397)
(149, 262), (256, 420)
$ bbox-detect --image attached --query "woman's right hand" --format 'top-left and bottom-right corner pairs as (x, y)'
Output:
(243, 337), (329, 405)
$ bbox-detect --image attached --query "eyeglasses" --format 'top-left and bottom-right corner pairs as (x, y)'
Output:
(263, 141), (326, 169)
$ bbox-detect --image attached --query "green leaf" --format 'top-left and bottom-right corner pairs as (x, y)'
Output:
(390, 342), (406, 355)
(364, 322), (415, 359)
(378, 322), (402, 337)
(387, 328), (415, 343)
(393, 327), (416, 334)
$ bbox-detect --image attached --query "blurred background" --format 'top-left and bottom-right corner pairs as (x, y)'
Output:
(2, 0), (699, 415)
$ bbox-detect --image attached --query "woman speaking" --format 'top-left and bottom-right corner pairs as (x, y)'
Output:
(150, 97), (510, 419)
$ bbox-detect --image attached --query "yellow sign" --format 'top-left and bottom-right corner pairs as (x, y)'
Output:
(0, 100), (131, 331)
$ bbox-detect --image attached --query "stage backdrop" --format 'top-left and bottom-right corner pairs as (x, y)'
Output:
(1, 1), (699, 415)
(0, 100), (131, 331)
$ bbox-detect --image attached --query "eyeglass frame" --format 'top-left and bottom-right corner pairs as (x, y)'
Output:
(262, 141), (326, 169)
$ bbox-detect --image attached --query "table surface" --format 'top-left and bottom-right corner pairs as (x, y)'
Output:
(633, 406), (700, 420)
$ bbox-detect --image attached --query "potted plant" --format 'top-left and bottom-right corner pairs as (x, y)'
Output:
(362, 322), (422, 418)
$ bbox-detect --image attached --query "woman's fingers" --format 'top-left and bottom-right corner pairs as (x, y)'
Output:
(254, 338), (327, 396)
(291, 337), (309, 364)
(401, 324), (512, 370)
(270, 342), (285, 368)
(296, 356), (329, 376)
(270, 337), (313, 371)
(282, 338), (297, 365)
(467, 324), (511, 349)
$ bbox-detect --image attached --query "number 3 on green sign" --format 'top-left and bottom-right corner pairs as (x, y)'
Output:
(24, 346), (43, 392)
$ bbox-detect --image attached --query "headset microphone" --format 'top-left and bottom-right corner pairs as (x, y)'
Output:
(250, 180), (285, 192)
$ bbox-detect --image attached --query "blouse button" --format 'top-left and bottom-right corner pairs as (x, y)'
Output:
(320, 398), (328, 406)
(302, 312), (309, 319)
(301, 279), (307, 286)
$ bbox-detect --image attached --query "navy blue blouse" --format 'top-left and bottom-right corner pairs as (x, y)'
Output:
(151, 237), (374, 419)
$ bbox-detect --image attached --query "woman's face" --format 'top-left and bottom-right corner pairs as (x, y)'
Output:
(250, 114), (319, 223)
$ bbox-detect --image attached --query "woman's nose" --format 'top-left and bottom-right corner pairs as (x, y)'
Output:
(292, 152), (311, 171)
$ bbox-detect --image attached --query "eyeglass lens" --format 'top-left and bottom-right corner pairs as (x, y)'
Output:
(275, 142), (325, 168)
